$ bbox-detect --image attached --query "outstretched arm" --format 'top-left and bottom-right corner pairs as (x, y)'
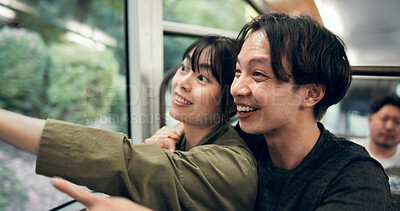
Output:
(52, 177), (153, 211)
(0, 108), (45, 154)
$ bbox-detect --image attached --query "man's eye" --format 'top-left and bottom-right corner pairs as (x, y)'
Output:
(381, 118), (388, 122)
(253, 71), (267, 77)
(198, 75), (209, 82)
(234, 69), (241, 75)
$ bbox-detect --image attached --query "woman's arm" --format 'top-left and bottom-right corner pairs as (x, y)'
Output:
(0, 108), (45, 154)
(35, 119), (257, 211)
(52, 177), (153, 211)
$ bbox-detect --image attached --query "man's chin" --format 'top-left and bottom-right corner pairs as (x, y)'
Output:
(375, 140), (398, 149)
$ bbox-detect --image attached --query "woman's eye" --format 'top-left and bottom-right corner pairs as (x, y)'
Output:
(198, 75), (209, 82)
(180, 65), (188, 72)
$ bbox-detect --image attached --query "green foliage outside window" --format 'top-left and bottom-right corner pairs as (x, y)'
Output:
(163, 0), (256, 31)
(0, 27), (50, 116)
(0, 27), (119, 126)
(45, 43), (118, 123)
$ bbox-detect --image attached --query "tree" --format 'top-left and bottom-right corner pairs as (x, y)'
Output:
(0, 27), (50, 117)
(44, 43), (119, 123)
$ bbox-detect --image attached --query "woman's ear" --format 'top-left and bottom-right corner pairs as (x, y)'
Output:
(303, 84), (326, 107)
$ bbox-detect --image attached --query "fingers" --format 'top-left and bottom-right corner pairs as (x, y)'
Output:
(157, 138), (176, 152)
(144, 126), (182, 145)
(145, 137), (177, 152)
(143, 124), (183, 152)
(52, 177), (97, 207)
(172, 123), (184, 136)
(143, 138), (156, 144)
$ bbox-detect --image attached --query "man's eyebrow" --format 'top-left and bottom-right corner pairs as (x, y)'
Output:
(248, 57), (270, 65)
(237, 57), (270, 66)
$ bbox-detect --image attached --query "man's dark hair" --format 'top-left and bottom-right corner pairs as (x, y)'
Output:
(182, 35), (236, 123)
(236, 13), (352, 120)
(370, 95), (400, 114)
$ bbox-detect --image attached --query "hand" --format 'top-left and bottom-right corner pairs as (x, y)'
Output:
(143, 123), (184, 152)
(52, 177), (152, 211)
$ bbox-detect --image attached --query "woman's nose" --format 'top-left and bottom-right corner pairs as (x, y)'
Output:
(178, 73), (192, 91)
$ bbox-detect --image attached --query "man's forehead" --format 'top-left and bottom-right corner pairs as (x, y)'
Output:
(238, 31), (271, 64)
(240, 31), (270, 55)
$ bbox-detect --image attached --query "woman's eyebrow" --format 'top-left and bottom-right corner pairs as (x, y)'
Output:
(199, 63), (212, 69)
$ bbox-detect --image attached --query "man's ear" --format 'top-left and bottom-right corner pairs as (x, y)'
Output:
(303, 84), (326, 107)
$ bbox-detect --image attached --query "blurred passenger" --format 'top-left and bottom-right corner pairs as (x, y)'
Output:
(353, 95), (400, 190)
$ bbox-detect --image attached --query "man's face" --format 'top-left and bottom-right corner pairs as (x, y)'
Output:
(230, 31), (307, 135)
(369, 104), (400, 149)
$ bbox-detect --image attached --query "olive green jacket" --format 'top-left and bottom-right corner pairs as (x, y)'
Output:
(36, 119), (257, 211)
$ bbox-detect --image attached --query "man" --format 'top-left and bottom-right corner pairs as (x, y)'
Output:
(355, 95), (400, 168)
(230, 13), (391, 210)
(354, 95), (400, 190)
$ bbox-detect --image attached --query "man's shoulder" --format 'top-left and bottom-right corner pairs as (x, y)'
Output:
(322, 130), (371, 159)
(309, 130), (380, 176)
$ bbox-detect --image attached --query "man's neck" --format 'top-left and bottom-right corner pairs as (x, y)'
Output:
(264, 120), (321, 170)
(183, 123), (218, 151)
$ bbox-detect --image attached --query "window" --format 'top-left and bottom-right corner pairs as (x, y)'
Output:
(0, 0), (126, 210)
(322, 67), (400, 140)
(163, 0), (257, 31)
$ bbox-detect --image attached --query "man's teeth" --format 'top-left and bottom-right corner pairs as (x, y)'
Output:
(175, 95), (192, 105)
(237, 105), (257, 112)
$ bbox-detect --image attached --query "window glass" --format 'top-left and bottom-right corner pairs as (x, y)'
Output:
(164, 35), (196, 73)
(164, 0), (258, 31)
(322, 76), (400, 140)
(0, 0), (126, 210)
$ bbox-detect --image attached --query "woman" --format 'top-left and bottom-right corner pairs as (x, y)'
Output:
(0, 35), (257, 211)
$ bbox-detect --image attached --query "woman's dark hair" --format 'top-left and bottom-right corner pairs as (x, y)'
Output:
(370, 95), (400, 114)
(236, 13), (352, 121)
(182, 35), (236, 123)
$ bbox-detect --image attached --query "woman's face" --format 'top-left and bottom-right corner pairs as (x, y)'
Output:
(169, 49), (222, 126)
(231, 31), (305, 135)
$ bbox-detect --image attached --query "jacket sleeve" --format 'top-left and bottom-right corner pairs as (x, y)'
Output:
(36, 119), (257, 211)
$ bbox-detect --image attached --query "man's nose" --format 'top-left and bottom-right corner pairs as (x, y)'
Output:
(231, 76), (251, 97)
